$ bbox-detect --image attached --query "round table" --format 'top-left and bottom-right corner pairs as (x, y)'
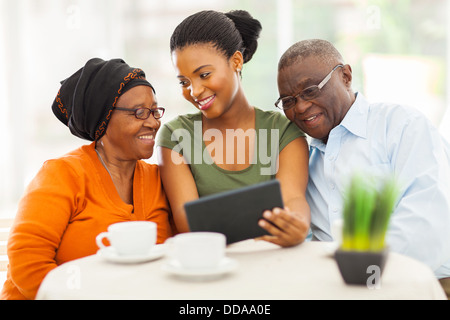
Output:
(36, 240), (446, 300)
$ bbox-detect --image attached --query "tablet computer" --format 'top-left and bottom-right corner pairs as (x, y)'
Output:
(184, 179), (284, 244)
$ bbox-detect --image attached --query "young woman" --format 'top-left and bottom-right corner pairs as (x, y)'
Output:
(157, 10), (310, 247)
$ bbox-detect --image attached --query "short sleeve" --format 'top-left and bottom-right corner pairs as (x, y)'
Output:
(279, 120), (306, 151)
(156, 122), (178, 150)
(255, 109), (305, 152)
(156, 113), (200, 158)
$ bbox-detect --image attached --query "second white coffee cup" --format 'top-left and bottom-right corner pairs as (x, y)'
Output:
(169, 232), (226, 269)
(96, 221), (157, 256)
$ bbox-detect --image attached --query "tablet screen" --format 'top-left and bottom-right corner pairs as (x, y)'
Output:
(184, 179), (284, 244)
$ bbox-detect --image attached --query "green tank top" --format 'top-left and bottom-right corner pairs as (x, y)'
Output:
(157, 108), (305, 197)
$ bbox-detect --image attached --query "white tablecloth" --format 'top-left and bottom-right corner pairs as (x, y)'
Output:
(36, 240), (446, 300)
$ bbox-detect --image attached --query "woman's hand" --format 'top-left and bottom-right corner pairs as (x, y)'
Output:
(257, 207), (309, 247)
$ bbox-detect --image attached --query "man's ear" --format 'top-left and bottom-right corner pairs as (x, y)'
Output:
(342, 64), (353, 88)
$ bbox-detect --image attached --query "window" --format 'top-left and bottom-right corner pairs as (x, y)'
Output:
(0, 0), (448, 217)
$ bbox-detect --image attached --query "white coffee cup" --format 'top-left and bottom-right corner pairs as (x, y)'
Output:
(169, 232), (226, 269)
(96, 221), (157, 256)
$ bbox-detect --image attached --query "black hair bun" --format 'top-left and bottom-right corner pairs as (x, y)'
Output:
(225, 10), (262, 63)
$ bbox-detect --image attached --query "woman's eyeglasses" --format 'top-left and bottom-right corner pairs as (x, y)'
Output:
(113, 107), (165, 120)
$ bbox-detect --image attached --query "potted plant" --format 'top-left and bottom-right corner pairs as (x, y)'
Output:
(334, 173), (399, 285)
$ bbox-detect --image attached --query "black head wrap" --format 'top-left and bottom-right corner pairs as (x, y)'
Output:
(52, 58), (154, 141)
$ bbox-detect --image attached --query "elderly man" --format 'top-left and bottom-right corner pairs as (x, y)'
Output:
(276, 39), (450, 297)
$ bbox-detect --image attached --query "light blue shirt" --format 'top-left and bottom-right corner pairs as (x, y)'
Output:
(307, 93), (450, 278)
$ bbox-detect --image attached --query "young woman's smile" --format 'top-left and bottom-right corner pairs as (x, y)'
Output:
(196, 94), (216, 111)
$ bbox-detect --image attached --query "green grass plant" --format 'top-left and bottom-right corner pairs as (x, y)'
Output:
(341, 173), (399, 252)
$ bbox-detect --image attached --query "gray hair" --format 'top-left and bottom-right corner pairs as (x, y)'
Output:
(278, 39), (344, 71)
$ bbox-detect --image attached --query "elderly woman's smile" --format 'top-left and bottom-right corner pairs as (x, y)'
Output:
(138, 133), (156, 142)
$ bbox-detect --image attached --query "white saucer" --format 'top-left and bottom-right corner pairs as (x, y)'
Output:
(162, 257), (238, 280)
(97, 244), (165, 264)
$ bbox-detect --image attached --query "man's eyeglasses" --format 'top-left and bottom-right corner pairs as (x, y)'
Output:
(275, 64), (344, 111)
(113, 107), (165, 120)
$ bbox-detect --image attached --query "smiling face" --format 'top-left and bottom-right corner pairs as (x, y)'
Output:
(172, 44), (243, 119)
(277, 56), (355, 143)
(102, 85), (161, 160)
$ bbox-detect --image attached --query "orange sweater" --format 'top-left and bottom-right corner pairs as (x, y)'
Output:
(1, 142), (173, 300)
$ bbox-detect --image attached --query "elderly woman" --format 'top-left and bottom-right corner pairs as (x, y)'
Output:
(1, 58), (173, 300)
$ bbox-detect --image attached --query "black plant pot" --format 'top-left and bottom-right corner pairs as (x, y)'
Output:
(334, 248), (389, 285)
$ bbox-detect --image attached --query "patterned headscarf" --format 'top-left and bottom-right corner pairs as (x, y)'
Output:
(52, 58), (154, 141)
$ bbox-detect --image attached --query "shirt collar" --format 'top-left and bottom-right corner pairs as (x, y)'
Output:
(310, 92), (369, 151)
(339, 92), (368, 139)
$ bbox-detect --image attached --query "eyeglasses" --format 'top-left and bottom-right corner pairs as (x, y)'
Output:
(113, 107), (165, 120)
(275, 64), (344, 111)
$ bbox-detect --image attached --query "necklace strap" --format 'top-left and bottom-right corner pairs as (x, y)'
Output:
(95, 148), (113, 178)
(95, 148), (135, 212)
